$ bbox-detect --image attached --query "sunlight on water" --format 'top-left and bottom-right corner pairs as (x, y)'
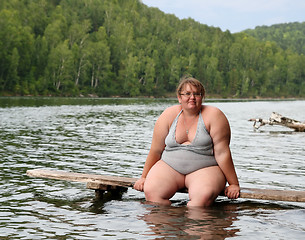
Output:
(0, 97), (304, 239)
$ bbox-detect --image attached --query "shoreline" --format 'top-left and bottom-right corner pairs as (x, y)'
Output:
(0, 95), (304, 102)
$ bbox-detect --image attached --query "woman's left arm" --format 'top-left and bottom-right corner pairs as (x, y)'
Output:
(208, 107), (240, 199)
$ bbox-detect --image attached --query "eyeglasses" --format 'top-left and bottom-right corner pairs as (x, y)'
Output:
(180, 92), (202, 98)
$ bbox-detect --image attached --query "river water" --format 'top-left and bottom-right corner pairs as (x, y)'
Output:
(0, 97), (304, 239)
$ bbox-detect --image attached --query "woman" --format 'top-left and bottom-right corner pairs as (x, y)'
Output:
(134, 77), (240, 207)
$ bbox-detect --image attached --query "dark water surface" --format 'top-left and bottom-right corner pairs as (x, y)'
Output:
(0, 97), (304, 239)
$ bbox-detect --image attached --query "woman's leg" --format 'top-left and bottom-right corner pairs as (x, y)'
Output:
(144, 160), (185, 205)
(185, 166), (226, 207)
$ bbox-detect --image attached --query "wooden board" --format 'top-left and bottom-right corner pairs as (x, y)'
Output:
(26, 169), (305, 202)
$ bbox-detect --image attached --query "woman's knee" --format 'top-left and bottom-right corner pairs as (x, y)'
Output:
(143, 160), (186, 205)
(144, 177), (177, 200)
(187, 188), (217, 207)
(143, 181), (173, 205)
(143, 180), (158, 200)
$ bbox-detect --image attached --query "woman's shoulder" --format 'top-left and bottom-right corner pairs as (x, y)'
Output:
(201, 105), (222, 115)
(202, 105), (223, 115)
(158, 105), (181, 121)
(164, 104), (181, 114)
(202, 105), (229, 129)
(154, 105), (181, 131)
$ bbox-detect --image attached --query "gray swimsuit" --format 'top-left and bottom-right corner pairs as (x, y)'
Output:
(161, 110), (218, 174)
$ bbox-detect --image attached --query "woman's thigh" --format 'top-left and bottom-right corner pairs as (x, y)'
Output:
(185, 166), (226, 198)
(144, 160), (185, 199)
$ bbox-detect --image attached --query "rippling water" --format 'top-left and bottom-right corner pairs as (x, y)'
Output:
(0, 97), (304, 239)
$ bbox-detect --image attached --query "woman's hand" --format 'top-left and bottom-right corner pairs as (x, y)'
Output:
(133, 177), (146, 192)
(224, 184), (240, 199)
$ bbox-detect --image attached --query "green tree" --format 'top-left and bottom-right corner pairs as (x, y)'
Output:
(85, 27), (112, 95)
(46, 40), (73, 93)
(44, 6), (67, 49)
(109, 16), (135, 75)
(119, 53), (140, 96)
(0, 8), (33, 93)
(68, 20), (92, 87)
(168, 56), (183, 91)
(6, 48), (20, 92)
(141, 57), (156, 96)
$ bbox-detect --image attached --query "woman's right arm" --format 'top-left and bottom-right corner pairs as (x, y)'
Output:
(133, 107), (176, 191)
(133, 148), (164, 191)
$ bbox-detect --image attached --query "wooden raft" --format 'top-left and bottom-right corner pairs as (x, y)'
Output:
(26, 169), (305, 203)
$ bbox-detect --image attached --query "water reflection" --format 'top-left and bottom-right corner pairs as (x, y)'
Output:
(140, 200), (240, 239)
(139, 198), (303, 239)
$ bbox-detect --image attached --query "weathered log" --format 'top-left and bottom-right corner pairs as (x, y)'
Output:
(249, 112), (305, 131)
(27, 169), (305, 202)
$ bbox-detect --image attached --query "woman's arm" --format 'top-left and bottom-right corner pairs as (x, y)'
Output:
(133, 106), (178, 191)
(208, 107), (240, 199)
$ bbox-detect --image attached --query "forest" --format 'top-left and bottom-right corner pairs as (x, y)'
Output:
(1, 0), (305, 98)
(244, 22), (305, 56)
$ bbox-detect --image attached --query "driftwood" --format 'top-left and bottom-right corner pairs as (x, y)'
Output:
(27, 169), (305, 203)
(249, 112), (305, 131)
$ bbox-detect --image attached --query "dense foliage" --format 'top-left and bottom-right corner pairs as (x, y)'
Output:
(244, 22), (305, 55)
(1, 0), (305, 97)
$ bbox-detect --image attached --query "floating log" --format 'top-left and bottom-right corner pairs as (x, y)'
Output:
(249, 112), (305, 131)
(26, 169), (305, 202)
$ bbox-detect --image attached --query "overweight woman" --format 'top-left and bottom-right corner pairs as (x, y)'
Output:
(134, 76), (240, 207)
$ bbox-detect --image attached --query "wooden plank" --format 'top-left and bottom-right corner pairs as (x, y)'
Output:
(26, 169), (137, 188)
(26, 169), (305, 202)
(239, 188), (305, 202)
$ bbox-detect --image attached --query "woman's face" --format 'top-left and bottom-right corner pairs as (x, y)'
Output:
(178, 84), (203, 111)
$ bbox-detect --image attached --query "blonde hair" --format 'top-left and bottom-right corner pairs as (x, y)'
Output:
(176, 76), (205, 98)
